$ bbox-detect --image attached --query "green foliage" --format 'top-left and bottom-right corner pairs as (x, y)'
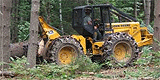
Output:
(9, 56), (101, 79)
(151, 51), (160, 66)
(8, 45), (160, 79)
(104, 54), (131, 68)
(147, 24), (154, 34)
(11, 0), (31, 42)
(39, 0), (87, 35)
(134, 46), (160, 66)
(134, 46), (152, 66)
(18, 0), (31, 23)
(29, 64), (79, 79)
(71, 56), (102, 72)
(40, 0), (60, 27)
(94, 73), (112, 78)
(124, 66), (160, 79)
(124, 46), (160, 79)
(9, 56), (29, 75)
(139, 20), (154, 33)
(18, 21), (30, 42)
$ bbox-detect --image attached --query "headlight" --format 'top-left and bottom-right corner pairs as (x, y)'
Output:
(48, 30), (54, 34)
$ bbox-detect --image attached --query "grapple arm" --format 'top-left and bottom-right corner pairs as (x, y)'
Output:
(38, 16), (60, 40)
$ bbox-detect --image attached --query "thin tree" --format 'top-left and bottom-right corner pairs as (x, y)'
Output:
(0, 0), (3, 69)
(134, 0), (137, 19)
(153, 0), (160, 51)
(27, 0), (40, 68)
(59, 0), (63, 34)
(11, 0), (19, 43)
(0, 0), (12, 69)
(144, 0), (151, 26)
(150, 0), (154, 23)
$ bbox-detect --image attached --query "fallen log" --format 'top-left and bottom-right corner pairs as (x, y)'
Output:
(10, 39), (44, 58)
(10, 39), (45, 64)
(0, 71), (17, 77)
(10, 41), (28, 58)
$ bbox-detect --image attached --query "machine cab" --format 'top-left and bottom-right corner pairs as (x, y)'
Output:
(72, 4), (108, 37)
(72, 4), (137, 37)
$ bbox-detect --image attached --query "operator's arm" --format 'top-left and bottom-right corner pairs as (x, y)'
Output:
(94, 26), (98, 29)
(87, 20), (92, 25)
(84, 16), (92, 25)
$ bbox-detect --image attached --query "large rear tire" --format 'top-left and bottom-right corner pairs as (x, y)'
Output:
(102, 32), (139, 67)
(48, 36), (84, 65)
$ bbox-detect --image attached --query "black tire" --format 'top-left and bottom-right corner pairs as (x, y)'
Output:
(47, 36), (84, 65)
(102, 32), (139, 67)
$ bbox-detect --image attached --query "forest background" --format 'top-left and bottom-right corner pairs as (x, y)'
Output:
(10, 0), (154, 42)
(0, 0), (159, 79)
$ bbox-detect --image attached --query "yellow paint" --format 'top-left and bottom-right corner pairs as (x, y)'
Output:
(58, 46), (77, 64)
(92, 41), (104, 55)
(39, 16), (60, 40)
(71, 35), (104, 55)
(105, 22), (153, 47)
(114, 44), (126, 61)
(71, 35), (86, 54)
(113, 41), (132, 62)
(85, 37), (104, 55)
(39, 16), (153, 60)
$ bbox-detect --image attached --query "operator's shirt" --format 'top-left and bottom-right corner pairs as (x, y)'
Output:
(84, 16), (92, 25)
(83, 15), (94, 34)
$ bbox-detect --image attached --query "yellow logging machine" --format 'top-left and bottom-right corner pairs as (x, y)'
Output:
(38, 4), (153, 67)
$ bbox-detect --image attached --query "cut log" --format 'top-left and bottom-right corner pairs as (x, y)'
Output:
(10, 40), (44, 58)
(10, 39), (45, 62)
(10, 41), (28, 58)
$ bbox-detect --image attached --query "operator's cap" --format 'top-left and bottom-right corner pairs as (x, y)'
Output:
(85, 8), (92, 13)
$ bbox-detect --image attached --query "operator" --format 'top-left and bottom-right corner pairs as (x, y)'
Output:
(84, 8), (102, 42)
(83, 8), (94, 34)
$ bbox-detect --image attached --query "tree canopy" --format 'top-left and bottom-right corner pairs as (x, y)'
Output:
(10, 0), (154, 42)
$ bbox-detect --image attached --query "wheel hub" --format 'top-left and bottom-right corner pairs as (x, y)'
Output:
(58, 46), (77, 64)
(113, 42), (132, 63)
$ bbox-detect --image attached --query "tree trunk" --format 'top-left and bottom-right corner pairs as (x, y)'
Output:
(0, 0), (3, 69)
(0, 0), (12, 69)
(46, 1), (51, 24)
(153, 0), (160, 51)
(134, 0), (137, 19)
(150, 0), (154, 23)
(27, 0), (40, 68)
(11, 0), (18, 43)
(144, 0), (151, 26)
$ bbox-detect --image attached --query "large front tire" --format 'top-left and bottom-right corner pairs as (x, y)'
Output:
(48, 36), (84, 65)
(102, 32), (139, 67)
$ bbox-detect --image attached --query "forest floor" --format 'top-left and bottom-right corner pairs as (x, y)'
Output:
(0, 65), (159, 80)
(0, 49), (160, 80)
(75, 65), (160, 80)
